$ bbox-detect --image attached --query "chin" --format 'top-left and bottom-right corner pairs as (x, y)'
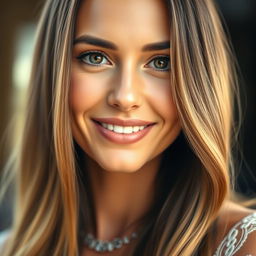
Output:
(98, 160), (143, 174)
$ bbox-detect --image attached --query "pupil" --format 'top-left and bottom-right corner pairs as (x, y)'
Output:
(155, 59), (168, 69)
(90, 54), (103, 64)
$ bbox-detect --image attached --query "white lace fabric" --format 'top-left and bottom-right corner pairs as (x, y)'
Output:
(213, 212), (256, 256)
(1, 214), (256, 255)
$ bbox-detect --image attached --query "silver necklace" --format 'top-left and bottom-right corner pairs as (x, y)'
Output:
(84, 232), (138, 253)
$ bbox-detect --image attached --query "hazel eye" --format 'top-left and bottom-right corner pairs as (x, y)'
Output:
(77, 51), (111, 66)
(146, 56), (170, 71)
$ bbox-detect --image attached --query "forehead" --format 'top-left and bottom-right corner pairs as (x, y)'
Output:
(75, 0), (170, 46)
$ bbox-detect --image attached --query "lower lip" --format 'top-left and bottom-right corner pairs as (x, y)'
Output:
(92, 121), (155, 144)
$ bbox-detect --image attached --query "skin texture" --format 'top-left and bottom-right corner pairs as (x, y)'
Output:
(69, 1), (256, 255)
(70, 0), (180, 254)
(70, 0), (181, 174)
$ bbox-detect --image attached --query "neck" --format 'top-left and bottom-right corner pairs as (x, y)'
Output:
(83, 155), (162, 241)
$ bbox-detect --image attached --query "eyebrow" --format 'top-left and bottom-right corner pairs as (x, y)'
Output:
(73, 35), (170, 51)
(142, 41), (170, 51)
(74, 35), (117, 50)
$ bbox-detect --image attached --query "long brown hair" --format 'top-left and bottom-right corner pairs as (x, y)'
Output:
(1, 0), (240, 255)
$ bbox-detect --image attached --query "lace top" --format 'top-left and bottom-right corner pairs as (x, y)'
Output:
(213, 212), (256, 256)
(1, 213), (256, 254)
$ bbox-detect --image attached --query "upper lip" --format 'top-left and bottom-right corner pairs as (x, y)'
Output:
(92, 117), (156, 126)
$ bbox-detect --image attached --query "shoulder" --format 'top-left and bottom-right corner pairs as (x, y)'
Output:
(213, 200), (256, 256)
(0, 229), (11, 252)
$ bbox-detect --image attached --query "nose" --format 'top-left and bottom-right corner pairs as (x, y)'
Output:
(107, 63), (142, 112)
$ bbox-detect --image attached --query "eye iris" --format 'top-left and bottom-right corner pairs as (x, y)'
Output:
(89, 54), (103, 64)
(154, 58), (168, 69)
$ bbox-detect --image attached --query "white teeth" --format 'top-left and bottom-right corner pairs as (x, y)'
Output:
(123, 126), (133, 134)
(100, 122), (147, 133)
(113, 125), (123, 133)
(133, 126), (140, 132)
(107, 124), (114, 130)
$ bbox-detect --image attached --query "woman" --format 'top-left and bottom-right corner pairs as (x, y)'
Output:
(0, 0), (256, 255)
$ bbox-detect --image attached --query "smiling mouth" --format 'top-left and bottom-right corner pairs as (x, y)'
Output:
(93, 120), (154, 134)
(92, 119), (155, 144)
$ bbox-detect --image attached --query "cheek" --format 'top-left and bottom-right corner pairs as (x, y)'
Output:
(69, 72), (104, 112)
(145, 78), (178, 121)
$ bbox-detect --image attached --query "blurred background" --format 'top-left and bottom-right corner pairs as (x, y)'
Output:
(0, 0), (256, 231)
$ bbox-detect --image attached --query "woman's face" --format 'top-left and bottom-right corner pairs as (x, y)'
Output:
(70, 0), (181, 173)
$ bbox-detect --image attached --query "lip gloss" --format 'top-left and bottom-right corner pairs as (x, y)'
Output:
(92, 121), (155, 144)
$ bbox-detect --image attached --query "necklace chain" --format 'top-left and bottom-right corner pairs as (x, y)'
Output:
(84, 232), (138, 253)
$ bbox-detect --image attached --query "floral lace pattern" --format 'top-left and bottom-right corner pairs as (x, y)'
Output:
(214, 212), (256, 256)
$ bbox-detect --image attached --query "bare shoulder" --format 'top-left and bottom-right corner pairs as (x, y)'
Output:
(0, 229), (11, 252)
(214, 200), (256, 256)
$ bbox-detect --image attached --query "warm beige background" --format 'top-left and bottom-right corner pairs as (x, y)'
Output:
(0, 0), (44, 165)
(0, 0), (44, 231)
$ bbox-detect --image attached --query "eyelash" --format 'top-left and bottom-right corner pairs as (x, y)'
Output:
(76, 51), (170, 72)
(77, 50), (112, 66)
(146, 55), (170, 72)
